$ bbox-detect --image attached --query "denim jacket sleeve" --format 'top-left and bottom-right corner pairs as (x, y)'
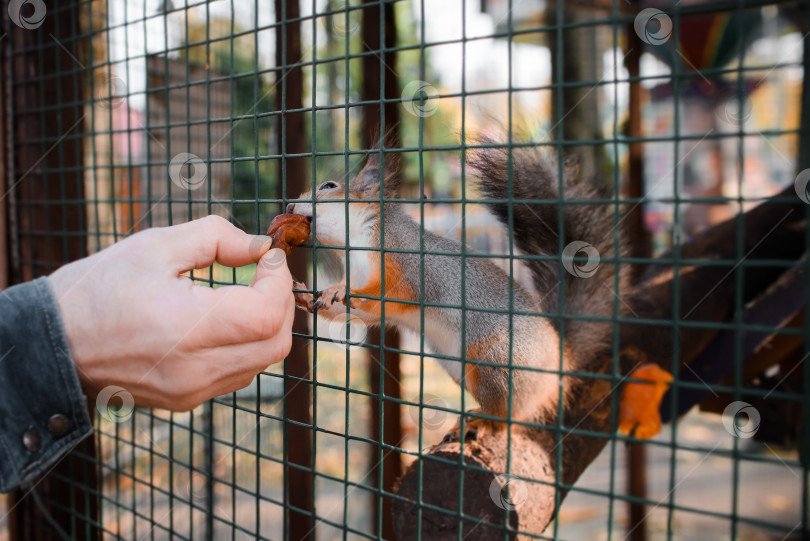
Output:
(0, 277), (94, 493)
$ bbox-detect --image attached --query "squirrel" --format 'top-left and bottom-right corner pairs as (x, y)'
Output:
(286, 140), (632, 438)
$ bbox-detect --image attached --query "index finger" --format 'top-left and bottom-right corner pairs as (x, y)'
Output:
(155, 215), (272, 272)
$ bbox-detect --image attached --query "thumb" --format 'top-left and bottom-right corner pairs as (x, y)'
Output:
(250, 248), (293, 293)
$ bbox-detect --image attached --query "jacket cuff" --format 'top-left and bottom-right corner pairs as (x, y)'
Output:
(0, 277), (94, 493)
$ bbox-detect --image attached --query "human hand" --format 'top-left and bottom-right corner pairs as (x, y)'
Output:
(48, 215), (294, 411)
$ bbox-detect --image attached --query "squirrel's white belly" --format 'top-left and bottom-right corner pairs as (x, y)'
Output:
(346, 250), (466, 384)
(347, 250), (371, 289)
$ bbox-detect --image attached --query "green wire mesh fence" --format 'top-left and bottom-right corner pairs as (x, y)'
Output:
(1, 0), (809, 539)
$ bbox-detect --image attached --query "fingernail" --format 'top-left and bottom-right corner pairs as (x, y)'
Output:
(249, 235), (273, 259)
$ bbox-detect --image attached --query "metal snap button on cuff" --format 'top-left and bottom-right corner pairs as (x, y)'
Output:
(48, 414), (70, 437)
(22, 427), (41, 453)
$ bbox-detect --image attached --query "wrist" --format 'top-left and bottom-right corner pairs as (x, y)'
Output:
(47, 268), (101, 395)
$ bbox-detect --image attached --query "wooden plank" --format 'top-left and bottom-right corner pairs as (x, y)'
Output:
(623, 8), (648, 539)
(6, 5), (98, 540)
(699, 310), (805, 415)
(360, 2), (403, 538)
(274, 0), (314, 538)
(0, 10), (9, 541)
(660, 265), (806, 423)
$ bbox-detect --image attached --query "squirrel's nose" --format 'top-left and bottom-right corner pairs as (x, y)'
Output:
(286, 203), (295, 214)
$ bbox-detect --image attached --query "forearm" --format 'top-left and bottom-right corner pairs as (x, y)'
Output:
(0, 277), (93, 494)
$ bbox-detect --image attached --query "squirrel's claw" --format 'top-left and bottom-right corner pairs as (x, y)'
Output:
(443, 409), (498, 443)
(312, 284), (347, 312)
(295, 282), (351, 314)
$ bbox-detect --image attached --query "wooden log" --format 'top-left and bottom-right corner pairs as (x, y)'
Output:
(392, 367), (617, 539)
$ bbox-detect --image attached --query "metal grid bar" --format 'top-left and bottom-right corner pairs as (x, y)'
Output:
(2, 0), (808, 540)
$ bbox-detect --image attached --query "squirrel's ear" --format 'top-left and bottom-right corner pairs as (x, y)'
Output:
(355, 157), (399, 199)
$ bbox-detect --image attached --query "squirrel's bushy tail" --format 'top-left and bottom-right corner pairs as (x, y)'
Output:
(468, 138), (626, 363)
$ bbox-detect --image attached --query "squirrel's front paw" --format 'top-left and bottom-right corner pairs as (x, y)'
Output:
(313, 284), (347, 312)
(443, 409), (500, 443)
(293, 281), (315, 313)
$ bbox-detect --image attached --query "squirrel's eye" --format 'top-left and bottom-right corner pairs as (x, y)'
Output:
(318, 181), (338, 191)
